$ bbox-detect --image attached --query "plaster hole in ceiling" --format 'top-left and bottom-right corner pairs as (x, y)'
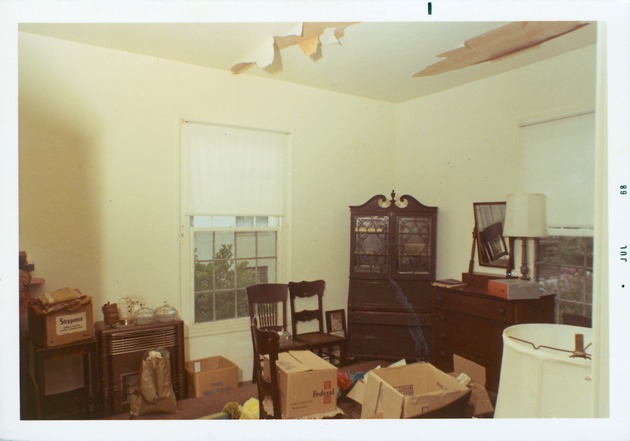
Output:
(231, 22), (357, 74)
(414, 21), (589, 77)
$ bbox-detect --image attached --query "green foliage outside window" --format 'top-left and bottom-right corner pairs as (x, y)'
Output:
(537, 236), (593, 323)
(194, 244), (256, 323)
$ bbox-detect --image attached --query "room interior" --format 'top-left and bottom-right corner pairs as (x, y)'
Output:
(8, 6), (614, 429)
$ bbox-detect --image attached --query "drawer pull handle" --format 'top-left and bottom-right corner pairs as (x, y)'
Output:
(496, 307), (506, 315)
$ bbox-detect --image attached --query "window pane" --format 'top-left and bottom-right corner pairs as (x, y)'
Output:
(195, 261), (214, 291)
(195, 292), (214, 323)
(192, 216), (212, 227)
(257, 258), (277, 283)
(236, 259), (256, 288)
(214, 216), (236, 227)
(236, 232), (256, 258)
(256, 216), (269, 227)
(236, 289), (249, 318)
(215, 291), (236, 320)
(214, 232), (235, 259)
(258, 232), (276, 257)
(194, 231), (214, 261)
(214, 259), (235, 290)
(237, 216), (254, 227)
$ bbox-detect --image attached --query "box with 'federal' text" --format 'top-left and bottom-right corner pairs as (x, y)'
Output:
(264, 350), (337, 418)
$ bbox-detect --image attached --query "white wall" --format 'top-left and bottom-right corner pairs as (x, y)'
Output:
(18, 32), (396, 380)
(395, 44), (597, 280)
(19, 32), (597, 382)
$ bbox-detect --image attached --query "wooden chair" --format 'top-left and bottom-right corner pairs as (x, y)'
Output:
(288, 280), (346, 366)
(251, 319), (282, 419)
(246, 283), (289, 383)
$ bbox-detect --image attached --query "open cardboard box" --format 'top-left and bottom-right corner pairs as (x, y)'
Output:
(185, 356), (238, 398)
(359, 362), (470, 418)
(348, 356), (493, 418)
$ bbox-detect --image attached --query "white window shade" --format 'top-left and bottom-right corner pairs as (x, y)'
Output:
(183, 121), (287, 216)
(519, 112), (595, 235)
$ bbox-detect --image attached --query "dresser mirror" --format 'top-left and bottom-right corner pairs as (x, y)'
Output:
(473, 202), (509, 268)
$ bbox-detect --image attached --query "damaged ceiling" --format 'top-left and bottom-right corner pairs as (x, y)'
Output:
(18, 21), (596, 103)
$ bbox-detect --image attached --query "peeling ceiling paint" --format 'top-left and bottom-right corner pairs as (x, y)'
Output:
(231, 22), (356, 74)
(414, 21), (588, 77)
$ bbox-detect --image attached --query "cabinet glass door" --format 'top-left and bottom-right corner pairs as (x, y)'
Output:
(353, 216), (389, 274)
(396, 216), (432, 276)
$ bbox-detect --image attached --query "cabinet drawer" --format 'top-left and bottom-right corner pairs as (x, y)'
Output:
(347, 321), (432, 361)
(433, 308), (507, 341)
(433, 289), (514, 322)
(349, 310), (431, 327)
(433, 320), (503, 358)
(349, 279), (432, 312)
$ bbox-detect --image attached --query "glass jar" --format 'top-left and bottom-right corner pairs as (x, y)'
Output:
(133, 305), (155, 325)
(155, 302), (177, 322)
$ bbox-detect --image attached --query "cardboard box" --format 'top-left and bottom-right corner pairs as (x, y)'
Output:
(487, 279), (541, 300)
(264, 350), (337, 418)
(185, 356), (238, 398)
(450, 354), (494, 416)
(360, 362), (470, 418)
(28, 302), (94, 347)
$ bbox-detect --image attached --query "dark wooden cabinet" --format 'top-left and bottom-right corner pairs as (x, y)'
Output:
(347, 191), (437, 361)
(27, 338), (98, 419)
(95, 320), (186, 416)
(432, 273), (555, 392)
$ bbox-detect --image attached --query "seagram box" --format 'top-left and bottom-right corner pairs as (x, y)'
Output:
(185, 356), (238, 398)
(264, 350), (337, 418)
(28, 303), (94, 347)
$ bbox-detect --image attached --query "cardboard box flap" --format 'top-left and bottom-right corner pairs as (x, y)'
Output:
(282, 350), (335, 372)
(362, 372), (405, 419)
(453, 354), (486, 387)
(450, 354), (494, 416)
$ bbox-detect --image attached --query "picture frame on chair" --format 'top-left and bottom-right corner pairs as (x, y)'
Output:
(325, 309), (346, 337)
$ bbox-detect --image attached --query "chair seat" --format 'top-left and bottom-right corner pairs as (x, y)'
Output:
(294, 332), (346, 346)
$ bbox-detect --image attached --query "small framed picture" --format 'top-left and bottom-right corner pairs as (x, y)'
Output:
(325, 309), (346, 337)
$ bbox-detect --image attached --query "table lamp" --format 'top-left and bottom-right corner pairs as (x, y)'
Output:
(503, 193), (547, 280)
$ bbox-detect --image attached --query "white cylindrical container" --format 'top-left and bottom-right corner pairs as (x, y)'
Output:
(494, 323), (594, 418)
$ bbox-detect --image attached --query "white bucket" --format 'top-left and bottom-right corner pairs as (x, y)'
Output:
(494, 323), (593, 418)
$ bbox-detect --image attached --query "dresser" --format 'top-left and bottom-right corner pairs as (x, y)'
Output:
(347, 191), (437, 362)
(432, 273), (555, 392)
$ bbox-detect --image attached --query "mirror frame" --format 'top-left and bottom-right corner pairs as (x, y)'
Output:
(472, 202), (510, 269)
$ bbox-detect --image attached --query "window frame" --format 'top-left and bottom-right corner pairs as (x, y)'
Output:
(191, 217), (281, 325)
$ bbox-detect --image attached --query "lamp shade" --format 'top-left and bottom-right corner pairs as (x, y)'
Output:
(504, 193), (547, 238)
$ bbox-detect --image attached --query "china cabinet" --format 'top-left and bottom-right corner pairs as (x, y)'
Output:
(346, 191), (437, 361)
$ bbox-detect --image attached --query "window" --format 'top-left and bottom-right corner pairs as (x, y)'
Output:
(180, 121), (289, 329)
(536, 236), (593, 323)
(192, 216), (279, 323)
(519, 111), (595, 322)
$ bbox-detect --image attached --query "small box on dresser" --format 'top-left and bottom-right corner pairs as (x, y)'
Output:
(431, 272), (554, 392)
